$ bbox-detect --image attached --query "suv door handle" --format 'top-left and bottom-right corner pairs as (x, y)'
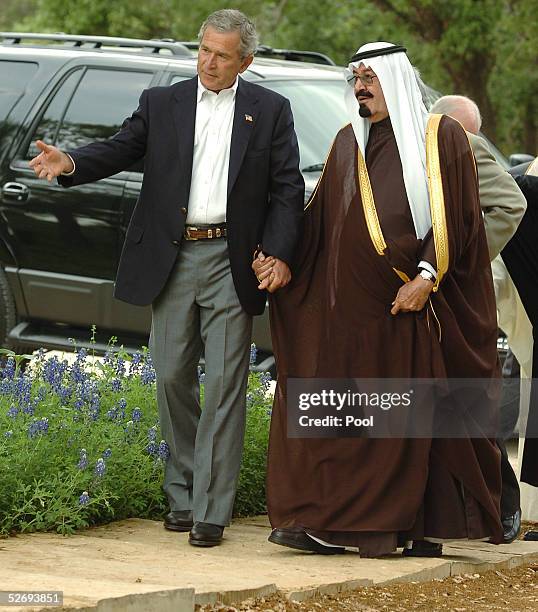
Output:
(2, 182), (30, 202)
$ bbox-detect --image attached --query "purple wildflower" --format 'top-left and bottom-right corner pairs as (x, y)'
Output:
(250, 343), (257, 365)
(132, 407), (142, 422)
(146, 441), (158, 456)
(94, 458), (106, 477)
(77, 449), (88, 470)
(102, 448), (112, 459)
(158, 440), (170, 461)
(79, 491), (90, 506)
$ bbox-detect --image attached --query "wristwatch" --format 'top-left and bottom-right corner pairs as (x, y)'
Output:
(418, 268), (435, 283)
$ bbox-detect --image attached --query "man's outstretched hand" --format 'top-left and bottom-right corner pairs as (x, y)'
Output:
(29, 140), (73, 181)
(252, 251), (291, 293)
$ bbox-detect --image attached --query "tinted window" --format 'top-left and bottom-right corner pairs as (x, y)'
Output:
(261, 79), (348, 170)
(0, 60), (38, 120)
(55, 69), (153, 151)
(170, 75), (193, 85)
(25, 70), (83, 160)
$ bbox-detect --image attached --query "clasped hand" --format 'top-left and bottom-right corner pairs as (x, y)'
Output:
(391, 274), (434, 315)
(252, 251), (291, 293)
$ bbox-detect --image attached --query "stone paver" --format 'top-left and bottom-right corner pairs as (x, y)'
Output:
(1, 516), (538, 611)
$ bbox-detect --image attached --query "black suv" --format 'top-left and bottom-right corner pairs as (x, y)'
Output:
(0, 33), (349, 370)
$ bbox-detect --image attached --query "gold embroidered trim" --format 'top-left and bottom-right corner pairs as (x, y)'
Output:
(357, 147), (412, 283)
(358, 148), (386, 256)
(425, 114), (449, 292)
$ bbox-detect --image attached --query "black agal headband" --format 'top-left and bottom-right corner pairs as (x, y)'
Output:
(350, 45), (407, 64)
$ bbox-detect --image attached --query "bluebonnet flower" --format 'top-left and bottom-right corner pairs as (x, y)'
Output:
(74, 398), (84, 411)
(260, 372), (272, 391)
(77, 449), (88, 470)
(106, 408), (117, 420)
(2, 357), (16, 380)
(132, 407), (142, 422)
(140, 354), (156, 385)
(118, 398), (127, 419)
(158, 440), (170, 461)
(250, 343), (257, 365)
(147, 425), (157, 441)
(4, 430), (13, 438)
(27, 418), (48, 438)
(103, 350), (114, 366)
(146, 441), (158, 456)
(110, 378), (122, 392)
(7, 405), (18, 418)
(79, 491), (90, 506)
(0, 379), (12, 395)
(94, 458), (106, 477)
(38, 417), (49, 433)
(132, 352), (142, 366)
(115, 356), (126, 377)
(102, 448), (112, 459)
(27, 421), (39, 438)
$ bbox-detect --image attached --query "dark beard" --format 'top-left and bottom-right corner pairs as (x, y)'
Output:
(359, 104), (372, 118)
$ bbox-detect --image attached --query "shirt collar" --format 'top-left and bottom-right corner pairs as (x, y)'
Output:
(197, 76), (239, 102)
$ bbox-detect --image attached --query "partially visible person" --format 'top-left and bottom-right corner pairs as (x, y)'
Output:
(430, 95), (526, 542)
(499, 165), (538, 539)
(257, 43), (503, 558)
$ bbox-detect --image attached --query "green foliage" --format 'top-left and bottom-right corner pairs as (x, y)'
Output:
(2, 0), (536, 154)
(0, 346), (272, 535)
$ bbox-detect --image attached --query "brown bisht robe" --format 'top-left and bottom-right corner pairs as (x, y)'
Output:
(267, 116), (503, 557)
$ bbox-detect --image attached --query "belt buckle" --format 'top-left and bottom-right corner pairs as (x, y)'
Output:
(185, 226), (198, 241)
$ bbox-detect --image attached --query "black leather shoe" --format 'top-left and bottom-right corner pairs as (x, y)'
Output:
(268, 528), (345, 555)
(523, 530), (538, 541)
(188, 522), (224, 547)
(402, 540), (443, 557)
(502, 508), (521, 543)
(163, 510), (193, 532)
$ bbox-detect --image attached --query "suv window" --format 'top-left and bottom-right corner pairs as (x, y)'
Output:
(55, 68), (153, 152)
(25, 69), (83, 160)
(260, 79), (347, 170)
(0, 60), (38, 120)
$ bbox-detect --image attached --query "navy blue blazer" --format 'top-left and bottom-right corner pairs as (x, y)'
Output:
(59, 75), (305, 315)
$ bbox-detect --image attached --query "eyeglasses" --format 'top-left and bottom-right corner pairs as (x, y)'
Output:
(346, 72), (377, 86)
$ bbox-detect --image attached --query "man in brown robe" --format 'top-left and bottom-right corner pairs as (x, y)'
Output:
(254, 42), (503, 557)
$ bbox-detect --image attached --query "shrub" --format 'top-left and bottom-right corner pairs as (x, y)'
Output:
(0, 343), (272, 535)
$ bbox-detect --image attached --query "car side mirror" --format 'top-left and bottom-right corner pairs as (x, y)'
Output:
(509, 153), (535, 167)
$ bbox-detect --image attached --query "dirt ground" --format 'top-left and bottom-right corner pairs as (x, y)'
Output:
(197, 523), (538, 612)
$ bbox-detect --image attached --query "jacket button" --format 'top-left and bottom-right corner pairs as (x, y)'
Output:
(180, 207), (187, 215)
(172, 240), (180, 246)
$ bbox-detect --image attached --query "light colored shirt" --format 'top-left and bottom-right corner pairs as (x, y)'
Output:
(186, 77), (238, 225)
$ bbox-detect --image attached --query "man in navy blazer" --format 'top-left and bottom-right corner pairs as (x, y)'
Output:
(29, 9), (304, 547)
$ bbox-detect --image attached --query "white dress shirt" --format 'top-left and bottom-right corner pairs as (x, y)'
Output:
(186, 77), (238, 225)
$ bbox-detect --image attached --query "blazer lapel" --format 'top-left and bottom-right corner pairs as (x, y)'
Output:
(172, 77), (198, 205)
(228, 77), (259, 198)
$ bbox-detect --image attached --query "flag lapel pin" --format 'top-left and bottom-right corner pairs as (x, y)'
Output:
(245, 114), (253, 122)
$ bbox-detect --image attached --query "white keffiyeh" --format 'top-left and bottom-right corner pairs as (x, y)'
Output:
(344, 42), (431, 239)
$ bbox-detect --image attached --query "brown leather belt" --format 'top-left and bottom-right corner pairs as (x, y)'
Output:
(183, 224), (227, 241)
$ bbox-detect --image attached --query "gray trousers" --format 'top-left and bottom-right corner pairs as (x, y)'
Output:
(149, 240), (252, 526)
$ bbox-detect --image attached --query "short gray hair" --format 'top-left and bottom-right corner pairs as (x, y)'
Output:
(430, 95), (482, 132)
(198, 9), (258, 59)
